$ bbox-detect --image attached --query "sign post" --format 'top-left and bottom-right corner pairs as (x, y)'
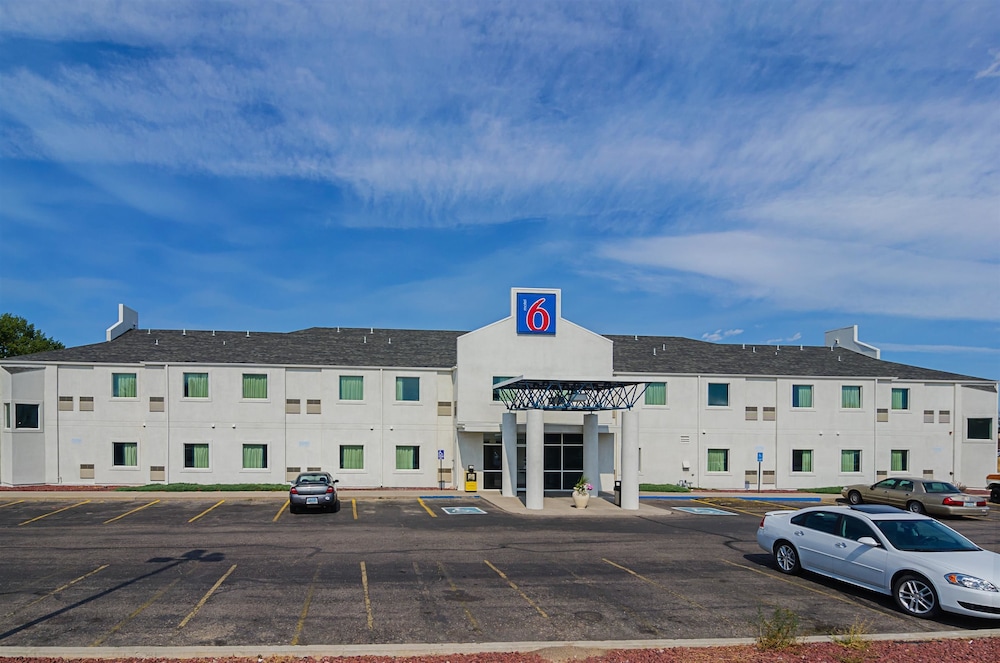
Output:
(437, 449), (445, 489)
(756, 451), (764, 493)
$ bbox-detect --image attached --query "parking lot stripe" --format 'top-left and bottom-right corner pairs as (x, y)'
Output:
(291, 563), (321, 645)
(2, 564), (109, 619)
(692, 497), (761, 518)
(17, 499), (91, 526)
(177, 563), (237, 629)
(417, 497), (437, 517)
(433, 561), (480, 632)
(90, 574), (184, 646)
(483, 560), (548, 619)
(0, 499), (25, 509)
(273, 500), (289, 522)
(188, 499), (225, 523)
(351, 498), (358, 520)
(602, 558), (709, 612)
(104, 500), (160, 524)
(360, 561), (374, 630)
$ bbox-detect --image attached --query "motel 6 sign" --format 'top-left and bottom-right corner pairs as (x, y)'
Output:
(516, 292), (556, 335)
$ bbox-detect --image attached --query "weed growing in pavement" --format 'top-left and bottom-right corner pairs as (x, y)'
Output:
(832, 618), (873, 663)
(752, 606), (799, 650)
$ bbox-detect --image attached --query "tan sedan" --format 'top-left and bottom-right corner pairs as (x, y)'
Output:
(841, 477), (989, 517)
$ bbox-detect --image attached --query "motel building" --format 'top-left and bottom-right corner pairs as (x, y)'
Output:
(1, 288), (997, 510)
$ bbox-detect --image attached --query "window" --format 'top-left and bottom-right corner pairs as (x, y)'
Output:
(890, 449), (909, 472)
(641, 382), (666, 406)
(183, 372), (209, 398)
(492, 376), (515, 402)
(184, 443), (210, 469)
(339, 375), (364, 401)
(792, 449), (813, 473)
(967, 418), (993, 440)
(395, 377), (419, 402)
(841, 515), (877, 542)
(242, 374), (267, 399)
(841, 385), (862, 409)
(841, 449), (861, 473)
(112, 373), (137, 398)
(792, 385), (813, 408)
(3, 403), (10, 428)
(242, 444), (268, 469)
(340, 445), (364, 470)
(707, 383), (729, 407)
(395, 445), (420, 470)
(15, 404), (40, 429)
(707, 448), (729, 472)
(891, 388), (909, 410)
(113, 442), (138, 467)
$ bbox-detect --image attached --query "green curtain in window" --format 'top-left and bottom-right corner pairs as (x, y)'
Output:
(113, 373), (137, 398)
(797, 450), (813, 472)
(842, 386), (861, 408)
(645, 382), (666, 406)
(242, 444), (266, 469)
(184, 373), (209, 398)
(890, 449), (906, 472)
(242, 374), (267, 399)
(117, 442), (138, 466)
(792, 385), (812, 408)
(707, 449), (727, 472)
(841, 450), (860, 473)
(493, 376), (514, 402)
(395, 445), (418, 470)
(341, 445), (364, 469)
(340, 376), (364, 400)
(396, 377), (419, 401)
(891, 388), (908, 410)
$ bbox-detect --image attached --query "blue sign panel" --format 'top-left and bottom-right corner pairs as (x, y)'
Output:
(757, 452), (764, 463)
(516, 293), (556, 335)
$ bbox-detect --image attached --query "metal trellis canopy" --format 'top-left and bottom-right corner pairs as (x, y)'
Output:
(492, 377), (647, 411)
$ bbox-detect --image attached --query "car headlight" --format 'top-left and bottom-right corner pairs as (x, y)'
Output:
(944, 573), (999, 592)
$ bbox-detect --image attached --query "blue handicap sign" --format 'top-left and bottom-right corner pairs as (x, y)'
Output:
(673, 507), (736, 516)
(441, 506), (487, 515)
(757, 452), (764, 462)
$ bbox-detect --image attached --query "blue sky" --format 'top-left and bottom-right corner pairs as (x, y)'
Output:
(1, 0), (998, 380)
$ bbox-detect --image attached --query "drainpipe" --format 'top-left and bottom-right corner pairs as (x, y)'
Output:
(379, 368), (384, 488)
(165, 363), (170, 485)
(55, 365), (61, 484)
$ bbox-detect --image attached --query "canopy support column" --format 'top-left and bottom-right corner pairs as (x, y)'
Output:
(525, 409), (544, 510)
(620, 408), (639, 510)
(501, 411), (517, 498)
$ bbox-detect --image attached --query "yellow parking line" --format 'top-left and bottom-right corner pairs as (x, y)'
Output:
(188, 499), (225, 523)
(104, 500), (160, 524)
(273, 500), (289, 522)
(0, 499), (25, 509)
(351, 498), (358, 520)
(18, 500), (91, 526)
(360, 561), (374, 630)
(4, 564), (109, 618)
(436, 561), (479, 631)
(291, 563), (322, 645)
(693, 497), (763, 518)
(91, 574), (184, 646)
(484, 559), (548, 619)
(417, 497), (437, 517)
(177, 564), (237, 628)
(603, 557), (708, 611)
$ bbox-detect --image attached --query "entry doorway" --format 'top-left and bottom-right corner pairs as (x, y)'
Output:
(482, 432), (583, 492)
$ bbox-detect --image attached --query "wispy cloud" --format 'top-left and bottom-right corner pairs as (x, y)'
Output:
(702, 329), (744, 342)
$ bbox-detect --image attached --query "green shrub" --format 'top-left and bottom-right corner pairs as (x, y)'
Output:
(753, 606), (799, 650)
(115, 483), (289, 492)
(799, 486), (845, 494)
(638, 483), (691, 493)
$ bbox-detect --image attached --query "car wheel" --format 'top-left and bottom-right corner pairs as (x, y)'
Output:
(990, 487), (1000, 504)
(893, 574), (939, 618)
(773, 540), (801, 575)
(847, 490), (863, 505)
(906, 501), (925, 514)
(332, 499), (341, 513)
(289, 504), (300, 515)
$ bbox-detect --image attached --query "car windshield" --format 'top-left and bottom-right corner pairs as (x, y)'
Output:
(875, 519), (980, 552)
(922, 481), (960, 493)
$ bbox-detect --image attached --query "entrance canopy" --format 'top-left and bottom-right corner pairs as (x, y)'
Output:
(492, 378), (646, 411)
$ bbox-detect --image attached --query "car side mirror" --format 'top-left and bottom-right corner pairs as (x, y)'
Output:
(333, 479), (340, 485)
(857, 536), (880, 547)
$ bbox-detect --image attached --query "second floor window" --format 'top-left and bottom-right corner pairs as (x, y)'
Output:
(340, 375), (364, 400)
(396, 377), (419, 402)
(112, 373), (137, 398)
(891, 388), (909, 410)
(183, 373), (209, 398)
(707, 383), (729, 407)
(792, 385), (813, 408)
(645, 382), (666, 406)
(842, 386), (862, 409)
(242, 374), (267, 399)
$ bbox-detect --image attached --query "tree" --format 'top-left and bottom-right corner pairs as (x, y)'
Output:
(0, 313), (65, 358)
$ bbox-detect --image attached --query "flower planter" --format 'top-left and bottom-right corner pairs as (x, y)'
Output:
(572, 491), (590, 509)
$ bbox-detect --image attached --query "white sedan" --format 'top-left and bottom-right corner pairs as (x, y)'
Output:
(756, 504), (1000, 619)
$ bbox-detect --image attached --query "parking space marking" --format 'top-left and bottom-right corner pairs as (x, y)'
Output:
(351, 498), (358, 520)
(360, 561), (374, 630)
(441, 506), (487, 515)
(177, 563), (237, 629)
(17, 500), (91, 526)
(188, 499), (225, 523)
(692, 498), (764, 518)
(91, 573), (185, 646)
(417, 497), (437, 518)
(104, 500), (160, 524)
(0, 500), (25, 509)
(672, 506), (736, 516)
(2, 564), (109, 619)
(602, 558), (709, 612)
(291, 563), (321, 645)
(483, 559), (548, 619)
(273, 500), (289, 522)
(433, 561), (480, 632)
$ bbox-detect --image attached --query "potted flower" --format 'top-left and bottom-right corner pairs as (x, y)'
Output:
(573, 476), (593, 509)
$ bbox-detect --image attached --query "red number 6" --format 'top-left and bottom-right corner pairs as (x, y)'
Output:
(526, 298), (550, 332)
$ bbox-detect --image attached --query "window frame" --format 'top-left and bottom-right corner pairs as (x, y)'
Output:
(644, 382), (667, 406)
(241, 373), (268, 400)
(890, 449), (909, 472)
(182, 372), (210, 399)
(395, 444), (421, 470)
(967, 418), (993, 441)
(112, 372), (138, 399)
(791, 449), (814, 473)
(707, 383), (729, 407)
(112, 441), (139, 468)
(340, 444), (365, 470)
(841, 449), (862, 474)
(14, 403), (41, 430)
(183, 443), (211, 470)
(706, 448), (729, 473)
(339, 375), (364, 401)
(395, 376), (420, 403)
(791, 384), (814, 409)
(241, 443), (269, 470)
(890, 387), (910, 411)
(841, 385), (862, 409)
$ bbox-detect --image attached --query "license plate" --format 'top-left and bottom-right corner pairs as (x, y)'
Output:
(306, 497), (318, 505)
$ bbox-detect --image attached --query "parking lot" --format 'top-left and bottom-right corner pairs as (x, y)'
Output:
(1, 492), (998, 648)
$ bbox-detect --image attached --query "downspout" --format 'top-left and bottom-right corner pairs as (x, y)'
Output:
(165, 363), (170, 485)
(774, 377), (779, 490)
(379, 367), (384, 488)
(696, 375), (702, 488)
(55, 365), (61, 484)
(872, 378), (878, 484)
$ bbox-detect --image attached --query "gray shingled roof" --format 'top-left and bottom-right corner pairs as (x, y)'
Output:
(3, 327), (993, 382)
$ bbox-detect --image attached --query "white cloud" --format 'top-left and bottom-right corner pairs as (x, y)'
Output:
(702, 329), (744, 342)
